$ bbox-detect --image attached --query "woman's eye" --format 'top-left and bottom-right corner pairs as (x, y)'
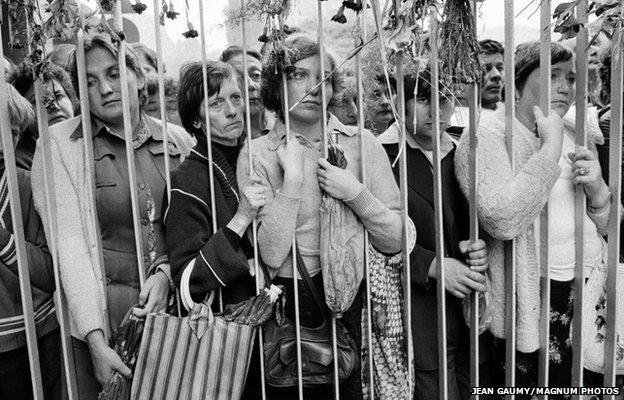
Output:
(232, 94), (242, 103)
(250, 71), (262, 82)
(87, 79), (96, 88)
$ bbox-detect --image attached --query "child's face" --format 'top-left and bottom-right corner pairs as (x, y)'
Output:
(405, 95), (455, 140)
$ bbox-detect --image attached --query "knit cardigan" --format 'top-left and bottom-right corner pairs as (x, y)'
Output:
(454, 106), (614, 353)
(31, 115), (194, 340)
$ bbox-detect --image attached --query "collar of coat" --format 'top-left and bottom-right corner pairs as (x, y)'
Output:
(266, 113), (357, 151)
(69, 112), (165, 143)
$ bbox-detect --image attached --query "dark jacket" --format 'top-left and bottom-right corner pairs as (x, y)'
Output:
(0, 168), (56, 352)
(596, 106), (624, 260)
(384, 142), (471, 370)
(165, 135), (255, 307)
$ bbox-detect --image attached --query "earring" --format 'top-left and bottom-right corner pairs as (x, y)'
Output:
(193, 120), (201, 129)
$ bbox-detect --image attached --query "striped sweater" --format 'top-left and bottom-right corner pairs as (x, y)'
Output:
(0, 167), (56, 352)
(165, 135), (256, 308)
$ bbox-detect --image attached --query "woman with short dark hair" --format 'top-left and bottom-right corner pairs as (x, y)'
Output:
(165, 59), (265, 398)
(455, 40), (616, 390)
(238, 34), (402, 398)
(31, 32), (193, 398)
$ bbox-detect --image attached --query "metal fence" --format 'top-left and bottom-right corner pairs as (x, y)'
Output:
(1, 0), (623, 399)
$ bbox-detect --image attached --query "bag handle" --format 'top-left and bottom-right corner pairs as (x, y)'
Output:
(293, 242), (328, 320)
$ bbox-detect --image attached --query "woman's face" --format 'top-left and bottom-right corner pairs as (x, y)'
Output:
(286, 55), (334, 126)
(85, 46), (144, 126)
(24, 78), (74, 126)
(199, 75), (244, 146)
(225, 54), (264, 118)
(406, 95), (455, 141)
(517, 58), (576, 120)
(365, 80), (395, 134)
(328, 86), (358, 126)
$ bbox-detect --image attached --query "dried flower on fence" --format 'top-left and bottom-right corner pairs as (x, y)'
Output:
(223, 0), (291, 27)
(438, 0), (482, 87)
(131, 0), (147, 15)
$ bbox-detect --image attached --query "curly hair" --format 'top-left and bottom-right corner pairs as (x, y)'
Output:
(68, 33), (147, 109)
(261, 34), (343, 121)
(219, 45), (262, 64)
(598, 44), (613, 106)
(177, 60), (242, 137)
(9, 61), (78, 113)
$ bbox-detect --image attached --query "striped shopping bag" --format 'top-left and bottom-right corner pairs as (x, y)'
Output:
(130, 302), (256, 400)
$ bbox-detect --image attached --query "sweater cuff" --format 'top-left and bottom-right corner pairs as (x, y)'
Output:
(344, 184), (381, 219)
(223, 227), (243, 248)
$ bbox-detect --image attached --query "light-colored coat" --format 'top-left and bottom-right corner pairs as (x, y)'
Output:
(31, 115), (193, 340)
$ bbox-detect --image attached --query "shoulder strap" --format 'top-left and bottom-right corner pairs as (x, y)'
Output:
(294, 242), (327, 317)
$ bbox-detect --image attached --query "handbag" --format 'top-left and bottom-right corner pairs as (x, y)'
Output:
(582, 258), (624, 374)
(262, 245), (360, 387)
(130, 293), (256, 400)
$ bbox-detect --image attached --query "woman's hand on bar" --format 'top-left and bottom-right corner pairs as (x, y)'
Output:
(86, 329), (132, 385)
(534, 105), (564, 162)
(228, 177), (267, 236)
(459, 239), (489, 273)
(428, 257), (488, 299)
(132, 270), (171, 317)
(568, 147), (610, 208)
(316, 158), (363, 200)
(277, 136), (304, 197)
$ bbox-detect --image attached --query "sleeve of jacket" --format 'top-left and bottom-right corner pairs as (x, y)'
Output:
(237, 142), (301, 272)
(166, 168), (248, 302)
(31, 135), (103, 338)
(410, 242), (436, 289)
(454, 125), (560, 241)
(0, 170), (54, 293)
(345, 131), (402, 254)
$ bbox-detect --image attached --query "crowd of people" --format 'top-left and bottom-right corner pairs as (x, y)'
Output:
(1, 21), (623, 400)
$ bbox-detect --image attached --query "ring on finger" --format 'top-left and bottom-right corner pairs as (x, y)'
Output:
(578, 167), (590, 176)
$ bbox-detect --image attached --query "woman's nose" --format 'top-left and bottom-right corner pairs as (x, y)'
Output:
(99, 80), (114, 95)
(225, 101), (237, 117)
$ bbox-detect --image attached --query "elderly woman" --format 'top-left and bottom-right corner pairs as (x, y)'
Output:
(30, 33), (193, 398)
(238, 34), (402, 399)
(220, 45), (274, 138)
(9, 61), (78, 169)
(455, 41), (615, 390)
(165, 60), (265, 398)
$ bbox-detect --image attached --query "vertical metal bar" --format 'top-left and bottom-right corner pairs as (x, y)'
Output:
(113, 2), (147, 288)
(151, 0), (181, 317)
(315, 3), (340, 398)
(571, 0), (588, 391)
(503, 0), (517, 396)
(429, 10), (448, 400)
(282, 61), (305, 400)
(33, 79), (78, 400)
(197, 0), (222, 311)
(537, 0), (552, 394)
(0, 27), (44, 400)
(239, 1), (267, 398)
(467, 1), (480, 395)
(354, 9), (375, 399)
(603, 25), (623, 394)
(393, 0), (415, 395)
(152, 0), (172, 199)
(75, 10), (110, 339)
